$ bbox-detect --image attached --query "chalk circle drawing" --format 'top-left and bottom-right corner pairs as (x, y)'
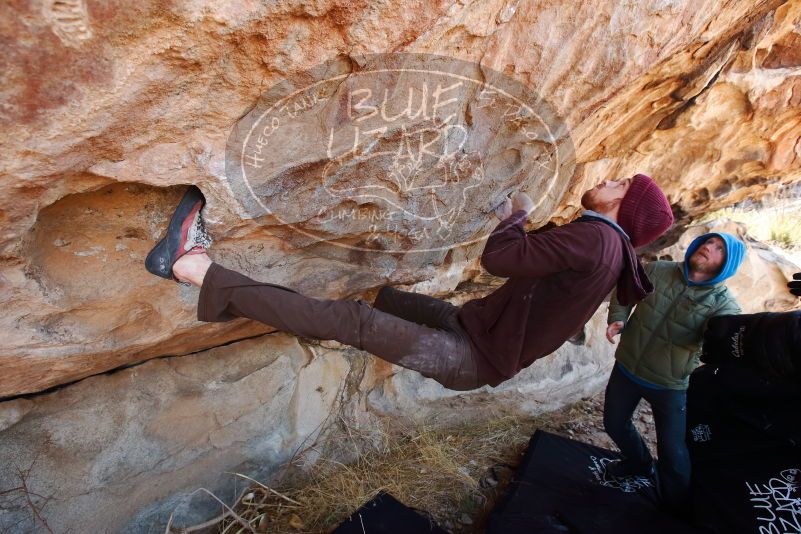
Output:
(588, 455), (654, 493)
(43, 0), (93, 47)
(226, 53), (575, 254)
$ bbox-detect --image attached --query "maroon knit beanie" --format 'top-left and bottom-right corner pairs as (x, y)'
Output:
(617, 174), (674, 248)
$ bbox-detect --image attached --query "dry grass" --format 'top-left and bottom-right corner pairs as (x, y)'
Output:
(209, 414), (544, 534)
(170, 394), (626, 534)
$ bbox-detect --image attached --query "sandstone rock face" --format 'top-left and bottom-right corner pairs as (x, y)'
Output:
(657, 219), (801, 313)
(0, 309), (613, 533)
(0, 333), (354, 532)
(2, 0), (801, 530)
(2, 0), (801, 396)
(1, 218), (794, 532)
(579, 0), (801, 225)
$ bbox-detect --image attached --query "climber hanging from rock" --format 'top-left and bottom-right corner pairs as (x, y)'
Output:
(145, 174), (674, 390)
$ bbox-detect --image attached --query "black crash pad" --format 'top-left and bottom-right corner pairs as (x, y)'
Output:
(331, 491), (447, 534)
(487, 430), (702, 534)
(687, 362), (801, 534)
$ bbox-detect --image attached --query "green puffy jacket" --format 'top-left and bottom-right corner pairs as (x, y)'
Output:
(607, 260), (741, 390)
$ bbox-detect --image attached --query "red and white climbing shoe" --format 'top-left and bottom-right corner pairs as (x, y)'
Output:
(145, 185), (212, 284)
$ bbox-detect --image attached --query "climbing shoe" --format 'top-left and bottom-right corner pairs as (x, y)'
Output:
(145, 185), (212, 284)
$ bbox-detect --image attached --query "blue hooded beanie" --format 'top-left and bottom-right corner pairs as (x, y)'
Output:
(683, 232), (746, 286)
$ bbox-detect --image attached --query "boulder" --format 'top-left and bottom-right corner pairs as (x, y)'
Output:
(0, 306), (612, 533)
(2, 0), (801, 396)
(657, 219), (801, 313)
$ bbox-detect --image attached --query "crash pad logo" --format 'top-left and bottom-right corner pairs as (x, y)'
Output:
(746, 468), (801, 533)
(588, 456), (654, 493)
(226, 53), (574, 253)
(691, 424), (712, 443)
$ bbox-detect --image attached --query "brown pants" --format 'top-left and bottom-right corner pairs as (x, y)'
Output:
(197, 263), (483, 391)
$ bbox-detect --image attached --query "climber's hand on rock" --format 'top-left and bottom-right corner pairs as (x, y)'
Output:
(789, 272), (801, 297)
(494, 198), (513, 221)
(606, 321), (625, 344)
(511, 192), (534, 215)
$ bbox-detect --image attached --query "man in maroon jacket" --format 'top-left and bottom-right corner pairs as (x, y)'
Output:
(148, 174), (673, 390)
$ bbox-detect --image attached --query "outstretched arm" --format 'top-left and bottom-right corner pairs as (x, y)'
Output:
(480, 212), (596, 279)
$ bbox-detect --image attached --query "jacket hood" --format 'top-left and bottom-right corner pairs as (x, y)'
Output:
(616, 237), (654, 305)
(576, 214), (653, 305)
(683, 232), (746, 286)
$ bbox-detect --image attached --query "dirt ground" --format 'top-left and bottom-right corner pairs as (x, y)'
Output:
(211, 390), (659, 534)
(539, 390), (657, 455)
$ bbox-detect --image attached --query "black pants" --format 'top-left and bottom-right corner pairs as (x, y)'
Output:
(197, 262), (484, 390)
(603, 364), (690, 511)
